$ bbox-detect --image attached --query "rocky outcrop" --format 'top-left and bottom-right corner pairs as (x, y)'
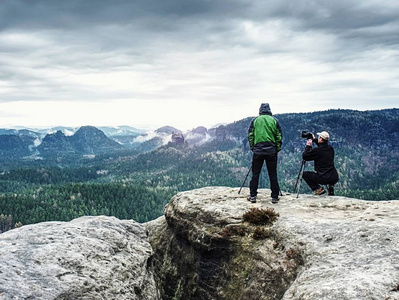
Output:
(146, 187), (301, 300)
(171, 132), (185, 145)
(146, 187), (399, 300)
(0, 216), (159, 300)
(1, 187), (398, 300)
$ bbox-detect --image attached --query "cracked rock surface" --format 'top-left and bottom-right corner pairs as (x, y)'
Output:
(0, 216), (159, 300)
(274, 190), (399, 300)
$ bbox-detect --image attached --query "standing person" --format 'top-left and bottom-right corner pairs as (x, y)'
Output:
(247, 103), (282, 204)
(302, 131), (339, 195)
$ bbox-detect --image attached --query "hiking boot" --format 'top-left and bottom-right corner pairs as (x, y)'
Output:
(314, 187), (326, 196)
(327, 184), (334, 196)
(247, 195), (256, 203)
(272, 197), (279, 204)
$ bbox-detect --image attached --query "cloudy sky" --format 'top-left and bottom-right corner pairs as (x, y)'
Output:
(0, 0), (398, 130)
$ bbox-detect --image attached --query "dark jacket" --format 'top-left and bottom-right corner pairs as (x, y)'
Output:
(248, 103), (282, 155)
(302, 141), (339, 184)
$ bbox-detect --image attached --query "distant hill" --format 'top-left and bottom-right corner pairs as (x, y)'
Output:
(155, 126), (181, 135)
(37, 126), (124, 156)
(0, 125), (148, 161)
(206, 108), (399, 150)
(0, 135), (36, 158)
(1, 108), (398, 160)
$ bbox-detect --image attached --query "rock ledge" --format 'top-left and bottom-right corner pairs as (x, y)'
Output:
(147, 186), (399, 300)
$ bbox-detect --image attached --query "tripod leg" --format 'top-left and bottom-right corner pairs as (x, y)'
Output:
(293, 160), (305, 193)
(238, 165), (252, 194)
(296, 178), (302, 198)
(293, 165), (301, 193)
(296, 160), (306, 198)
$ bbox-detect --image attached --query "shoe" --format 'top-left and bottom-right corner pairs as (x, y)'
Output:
(327, 184), (334, 196)
(247, 195), (256, 203)
(272, 197), (279, 204)
(314, 187), (326, 196)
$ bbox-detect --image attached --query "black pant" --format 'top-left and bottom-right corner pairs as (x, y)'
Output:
(249, 153), (280, 198)
(302, 171), (337, 191)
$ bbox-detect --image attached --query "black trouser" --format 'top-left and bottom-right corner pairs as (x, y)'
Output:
(249, 153), (280, 198)
(302, 171), (337, 191)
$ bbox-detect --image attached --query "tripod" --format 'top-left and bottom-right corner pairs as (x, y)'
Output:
(293, 160), (306, 198)
(238, 164), (284, 197)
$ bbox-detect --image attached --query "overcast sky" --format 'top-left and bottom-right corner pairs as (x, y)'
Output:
(0, 0), (398, 130)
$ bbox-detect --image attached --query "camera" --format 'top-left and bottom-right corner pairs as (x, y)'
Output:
(301, 131), (313, 139)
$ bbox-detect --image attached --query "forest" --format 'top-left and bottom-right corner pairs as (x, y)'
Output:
(0, 109), (398, 232)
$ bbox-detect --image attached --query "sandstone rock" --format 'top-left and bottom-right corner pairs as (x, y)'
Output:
(146, 186), (399, 300)
(0, 216), (159, 300)
(1, 187), (398, 300)
(147, 187), (302, 300)
(277, 191), (399, 300)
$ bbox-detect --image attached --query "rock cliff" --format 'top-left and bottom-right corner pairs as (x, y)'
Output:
(0, 187), (398, 300)
(146, 187), (399, 300)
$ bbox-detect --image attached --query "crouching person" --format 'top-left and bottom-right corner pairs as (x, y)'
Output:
(302, 131), (339, 195)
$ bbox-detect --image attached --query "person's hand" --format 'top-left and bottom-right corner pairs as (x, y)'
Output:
(306, 139), (313, 146)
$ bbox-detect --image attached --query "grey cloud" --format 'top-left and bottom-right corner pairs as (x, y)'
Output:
(277, 1), (399, 46)
(0, 0), (232, 30)
(0, 0), (397, 108)
(2, 0), (398, 32)
(2, 0), (398, 52)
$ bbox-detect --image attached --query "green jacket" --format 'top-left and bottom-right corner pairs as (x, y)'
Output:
(248, 104), (282, 155)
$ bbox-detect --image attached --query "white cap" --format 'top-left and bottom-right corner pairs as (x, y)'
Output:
(317, 131), (330, 140)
